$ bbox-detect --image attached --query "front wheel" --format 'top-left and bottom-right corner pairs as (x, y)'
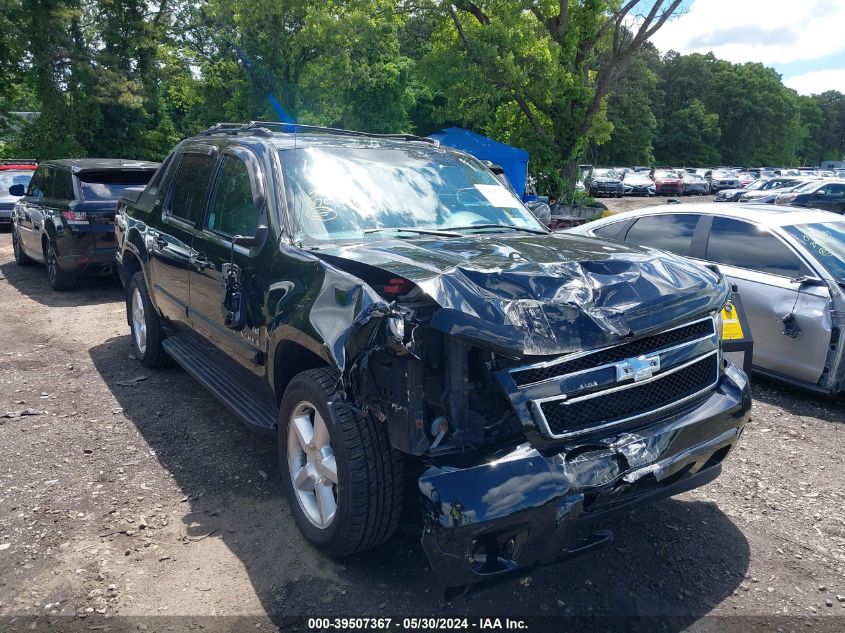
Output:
(12, 227), (32, 266)
(278, 368), (403, 557)
(45, 241), (75, 290)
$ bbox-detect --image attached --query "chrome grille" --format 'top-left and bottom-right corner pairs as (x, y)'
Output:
(501, 316), (721, 441)
(512, 319), (714, 387)
(536, 353), (718, 437)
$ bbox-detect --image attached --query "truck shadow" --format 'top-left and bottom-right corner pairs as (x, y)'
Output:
(89, 335), (749, 627)
(0, 259), (123, 307)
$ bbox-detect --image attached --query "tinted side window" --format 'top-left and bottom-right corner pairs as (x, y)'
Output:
(706, 217), (804, 277)
(167, 153), (216, 224)
(592, 222), (625, 240)
(624, 214), (700, 256)
(53, 170), (74, 200)
(206, 156), (260, 237)
(27, 168), (46, 197)
(825, 183), (845, 196)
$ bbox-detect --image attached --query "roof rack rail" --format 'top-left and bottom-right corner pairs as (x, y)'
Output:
(199, 121), (438, 145)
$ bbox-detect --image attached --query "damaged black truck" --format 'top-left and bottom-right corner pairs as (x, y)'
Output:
(115, 122), (750, 590)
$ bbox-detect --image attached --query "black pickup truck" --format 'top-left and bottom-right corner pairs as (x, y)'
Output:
(115, 122), (750, 591)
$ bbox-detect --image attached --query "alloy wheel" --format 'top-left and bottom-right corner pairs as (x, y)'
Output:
(287, 401), (338, 529)
(131, 288), (147, 354)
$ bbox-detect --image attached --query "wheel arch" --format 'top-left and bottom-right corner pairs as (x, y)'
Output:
(270, 332), (333, 404)
(120, 248), (143, 291)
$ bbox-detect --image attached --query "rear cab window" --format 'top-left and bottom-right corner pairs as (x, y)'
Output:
(166, 153), (217, 224)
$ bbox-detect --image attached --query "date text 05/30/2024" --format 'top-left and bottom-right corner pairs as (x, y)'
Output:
(307, 618), (528, 630)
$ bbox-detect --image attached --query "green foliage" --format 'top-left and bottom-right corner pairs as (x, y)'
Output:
(1, 1), (844, 182)
(655, 99), (720, 166)
(593, 47), (658, 166)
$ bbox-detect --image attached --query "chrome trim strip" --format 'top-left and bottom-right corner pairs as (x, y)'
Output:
(529, 350), (720, 440)
(509, 315), (715, 375)
(511, 317), (717, 388)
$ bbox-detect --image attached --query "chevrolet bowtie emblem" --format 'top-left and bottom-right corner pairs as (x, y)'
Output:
(616, 355), (660, 382)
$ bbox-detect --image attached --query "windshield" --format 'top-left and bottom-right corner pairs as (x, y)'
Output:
(790, 181), (819, 193)
(783, 222), (845, 280)
(279, 146), (544, 242)
(654, 170), (677, 179)
(1, 171), (33, 195)
(592, 169), (618, 178)
(746, 179), (766, 190)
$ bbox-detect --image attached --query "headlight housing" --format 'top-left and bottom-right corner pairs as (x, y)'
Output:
(713, 308), (724, 341)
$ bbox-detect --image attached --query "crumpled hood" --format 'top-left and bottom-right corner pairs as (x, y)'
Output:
(314, 232), (729, 357)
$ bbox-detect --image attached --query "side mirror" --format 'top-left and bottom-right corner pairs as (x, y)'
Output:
(790, 275), (827, 287)
(815, 190), (825, 197)
(232, 224), (268, 247)
(9, 184), (26, 196)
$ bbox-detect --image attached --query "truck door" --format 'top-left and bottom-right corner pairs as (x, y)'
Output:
(147, 151), (216, 329)
(188, 147), (267, 372)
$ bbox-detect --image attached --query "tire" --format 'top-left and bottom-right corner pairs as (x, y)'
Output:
(45, 240), (75, 290)
(278, 368), (403, 557)
(127, 271), (170, 368)
(11, 226), (32, 266)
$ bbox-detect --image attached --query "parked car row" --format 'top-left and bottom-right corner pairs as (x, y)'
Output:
(5, 123), (750, 593)
(580, 164), (842, 199)
(583, 166), (726, 198)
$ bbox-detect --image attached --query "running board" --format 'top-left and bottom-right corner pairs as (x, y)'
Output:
(162, 335), (278, 435)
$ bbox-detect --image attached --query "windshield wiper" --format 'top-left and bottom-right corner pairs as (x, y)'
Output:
(444, 223), (549, 235)
(363, 227), (461, 237)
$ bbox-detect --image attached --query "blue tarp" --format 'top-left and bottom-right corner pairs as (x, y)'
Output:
(429, 127), (529, 197)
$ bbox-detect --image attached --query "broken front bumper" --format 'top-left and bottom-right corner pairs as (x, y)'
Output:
(419, 363), (750, 587)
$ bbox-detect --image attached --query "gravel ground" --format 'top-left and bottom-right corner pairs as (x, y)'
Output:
(0, 221), (844, 631)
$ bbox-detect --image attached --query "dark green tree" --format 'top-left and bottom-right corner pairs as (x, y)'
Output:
(422, 0), (684, 188)
(654, 99), (720, 166)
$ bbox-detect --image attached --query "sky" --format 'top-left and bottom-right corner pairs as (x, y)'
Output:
(648, 0), (845, 95)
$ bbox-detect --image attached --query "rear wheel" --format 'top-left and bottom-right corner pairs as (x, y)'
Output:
(11, 227), (32, 266)
(45, 241), (75, 290)
(127, 272), (170, 368)
(278, 368), (403, 556)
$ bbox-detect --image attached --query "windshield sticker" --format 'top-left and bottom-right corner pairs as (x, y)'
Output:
(305, 190), (338, 222)
(474, 184), (522, 208)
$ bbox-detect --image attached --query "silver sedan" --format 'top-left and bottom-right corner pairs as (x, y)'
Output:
(566, 203), (845, 395)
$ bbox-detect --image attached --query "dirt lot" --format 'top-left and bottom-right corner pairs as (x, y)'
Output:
(1, 211), (844, 631)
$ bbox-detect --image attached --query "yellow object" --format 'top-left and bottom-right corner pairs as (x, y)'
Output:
(720, 305), (744, 340)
